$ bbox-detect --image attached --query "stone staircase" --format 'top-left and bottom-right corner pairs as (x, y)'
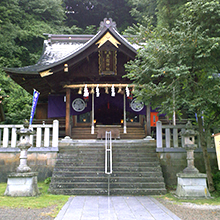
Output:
(49, 140), (166, 195)
(71, 125), (146, 139)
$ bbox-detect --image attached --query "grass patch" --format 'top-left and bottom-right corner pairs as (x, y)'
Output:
(155, 191), (220, 206)
(0, 182), (70, 218)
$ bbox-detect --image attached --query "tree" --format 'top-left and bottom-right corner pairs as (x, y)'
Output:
(126, 0), (187, 28)
(0, 0), (66, 123)
(63, 0), (135, 32)
(157, 0), (187, 29)
(126, 0), (158, 26)
(125, 0), (220, 191)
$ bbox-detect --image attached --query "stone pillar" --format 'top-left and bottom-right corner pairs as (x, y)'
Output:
(156, 121), (162, 148)
(52, 120), (59, 148)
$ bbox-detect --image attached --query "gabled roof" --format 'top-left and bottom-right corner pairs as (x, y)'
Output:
(4, 18), (138, 75)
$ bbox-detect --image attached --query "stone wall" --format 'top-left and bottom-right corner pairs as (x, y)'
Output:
(157, 148), (217, 186)
(0, 146), (217, 188)
(0, 148), (58, 182)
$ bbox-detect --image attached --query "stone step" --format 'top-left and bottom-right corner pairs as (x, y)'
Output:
(52, 171), (163, 178)
(58, 141), (156, 148)
(54, 161), (159, 167)
(51, 176), (165, 183)
(65, 143), (155, 147)
(55, 157), (157, 163)
(59, 148), (156, 154)
(50, 182), (165, 189)
(71, 126), (146, 140)
(49, 188), (108, 195)
(53, 165), (162, 173)
(110, 188), (167, 196)
(49, 188), (166, 196)
(49, 140), (166, 195)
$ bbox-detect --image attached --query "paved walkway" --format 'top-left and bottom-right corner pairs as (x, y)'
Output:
(55, 196), (181, 220)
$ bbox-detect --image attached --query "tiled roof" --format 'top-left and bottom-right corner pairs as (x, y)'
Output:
(4, 18), (138, 75)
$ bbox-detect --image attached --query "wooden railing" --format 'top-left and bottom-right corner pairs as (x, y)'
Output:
(156, 120), (188, 149)
(0, 120), (59, 148)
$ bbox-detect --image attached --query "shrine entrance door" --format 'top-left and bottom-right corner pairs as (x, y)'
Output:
(95, 94), (123, 125)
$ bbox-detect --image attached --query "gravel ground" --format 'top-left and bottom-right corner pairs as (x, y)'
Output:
(0, 206), (55, 220)
(1, 197), (220, 220)
(155, 197), (220, 220)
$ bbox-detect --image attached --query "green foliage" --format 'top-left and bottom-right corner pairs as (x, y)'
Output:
(125, 0), (220, 122)
(127, 0), (157, 26)
(125, 0), (220, 191)
(44, 177), (52, 184)
(126, 0), (187, 28)
(157, 0), (187, 30)
(0, 70), (32, 124)
(64, 0), (135, 32)
(213, 171), (220, 193)
(156, 192), (220, 204)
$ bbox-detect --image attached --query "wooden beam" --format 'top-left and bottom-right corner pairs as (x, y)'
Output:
(64, 83), (135, 89)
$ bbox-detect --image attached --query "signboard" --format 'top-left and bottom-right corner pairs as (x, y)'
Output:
(213, 133), (220, 170)
(98, 50), (117, 75)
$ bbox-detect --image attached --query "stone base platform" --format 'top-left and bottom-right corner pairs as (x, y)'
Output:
(4, 172), (40, 197)
(176, 172), (211, 199)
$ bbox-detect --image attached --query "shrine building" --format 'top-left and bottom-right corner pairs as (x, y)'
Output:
(4, 19), (216, 195)
(4, 18), (161, 139)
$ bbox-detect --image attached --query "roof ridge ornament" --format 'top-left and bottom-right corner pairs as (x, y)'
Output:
(99, 18), (117, 30)
(96, 32), (120, 48)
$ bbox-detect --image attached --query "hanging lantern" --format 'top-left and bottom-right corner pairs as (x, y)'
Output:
(111, 85), (115, 97)
(96, 85), (100, 97)
(91, 87), (95, 94)
(64, 64), (68, 72)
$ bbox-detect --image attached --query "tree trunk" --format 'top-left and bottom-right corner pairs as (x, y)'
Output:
(197, 117), (215, 192)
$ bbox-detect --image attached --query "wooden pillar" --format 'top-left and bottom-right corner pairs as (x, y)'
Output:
(91, 92), (95, 134)
(123, 93), (127, 133)
(65, 88), (71, 137)
(146, 104), (151, 136)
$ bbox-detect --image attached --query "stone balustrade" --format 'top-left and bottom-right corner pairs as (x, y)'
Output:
(0, 120), (59, 148)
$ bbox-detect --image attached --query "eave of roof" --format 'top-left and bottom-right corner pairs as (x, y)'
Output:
(4, 18), (138, 75)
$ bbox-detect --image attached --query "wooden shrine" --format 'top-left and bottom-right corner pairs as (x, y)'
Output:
(4, 18), (160, 138)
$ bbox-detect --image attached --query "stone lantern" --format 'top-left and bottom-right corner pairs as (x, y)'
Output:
(4, 120), (39, 196)
(16, 120), (34, 172)
(175, 121), (210, 199)
(181, 121), (199, 174)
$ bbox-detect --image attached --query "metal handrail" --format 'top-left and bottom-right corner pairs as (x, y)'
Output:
(105, 131), (112, 196)
(105, 131), (112, 174)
